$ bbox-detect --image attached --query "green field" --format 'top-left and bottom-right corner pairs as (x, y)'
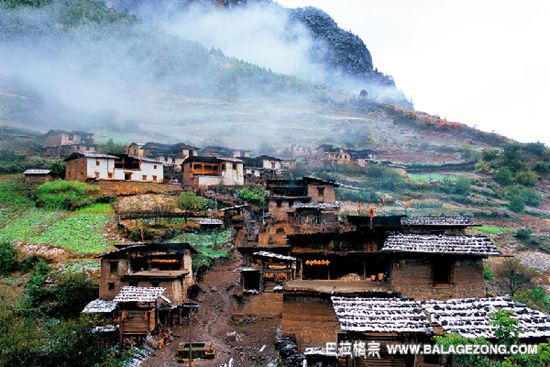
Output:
(474, 225), (516, 235)
(407, 173), (458, 182)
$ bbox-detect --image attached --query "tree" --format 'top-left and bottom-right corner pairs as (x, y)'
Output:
(0, 243), (18, 275)
(494, 167), (514, 185)
(490, 309), (519, 347)
(514, 286), (550, 313)
(494, 258), (534, 296)
(176, 191), (207, 222)
(97, 138), (126, 154)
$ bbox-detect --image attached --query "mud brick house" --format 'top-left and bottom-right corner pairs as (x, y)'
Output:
(65, 152), (164, 182)
(23, 168), (54, 182)
(309, 295), (550, 367)
(242, 155), (285, 184)
(347, 148), (377, 168)
(41, 129), (97, 158)
(181, 156), (244, 188)
(128, 142), (198, 180)
(316, 144), (352, 168)
(96, 243), (196, 302)
(381, 233), (500, 300)
(201, 145), (251, 158)
(256, 177), (340, 247)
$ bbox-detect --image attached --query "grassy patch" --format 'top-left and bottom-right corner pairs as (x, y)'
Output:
(30, 213), (113, 254)
(0, 208), (65, 243)
(77, 203), (114, 214)
(408, 173), (457, 182)
(0, 176), (33, 207)
(474, 225), (515, 235)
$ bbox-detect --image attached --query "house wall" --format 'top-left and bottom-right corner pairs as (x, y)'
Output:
(282, 294), (340, 352)
(221, 162), (244, 186)
(99, 258), (130, 299)
(127, 144), (144, 157)
(183, 249), (193, 288)
(307, 183), (336, 204)
(65, 157), (90, 181)
(87, 157), (115, 180)
(262, 160), (282, 171)
(24, 174), (54, 183)
(45, 132), (87, 146)
(391, 257), (486, 300)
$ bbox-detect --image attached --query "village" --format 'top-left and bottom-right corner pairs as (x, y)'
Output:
(2, 128), (550, 367)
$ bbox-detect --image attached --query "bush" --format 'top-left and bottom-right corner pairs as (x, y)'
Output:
(336, 188), (379, 203)
(524, 141), (547, 156)
(239, 186), (268, 204)
(451, 176), (472, 196)
(514, 286), (550, 313)
(494, 167), (514, 185)
(515, 169), (538, 187)
(515, 228), (532, 241)
(506, 186), (541, 212)
(176, 191), (208, 221)
(482, 148), (500, 161)
(0, 243), (18, 274)
(35, 180), (100, 210)
(362, 165), (404, 191)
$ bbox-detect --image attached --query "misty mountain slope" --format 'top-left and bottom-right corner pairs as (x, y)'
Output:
(0, 0), (512, 155)
(108, 0), (410, 107)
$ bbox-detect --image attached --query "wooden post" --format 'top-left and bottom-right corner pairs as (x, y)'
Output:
(363, 259), (366, 280)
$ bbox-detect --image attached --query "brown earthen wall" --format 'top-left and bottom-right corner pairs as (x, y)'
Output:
(391, 257), (486, 300)
(282, 294), (339, 352)
(65, 158), (88, 181)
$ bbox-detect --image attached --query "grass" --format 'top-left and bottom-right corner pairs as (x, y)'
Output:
(0, 176), (33, 207)
(30, 213), (113, 254)
(474, 225), (516, 235)
(0, 208), (65, 243)
(77, 203), (114, 214)
(408, 173), (457, 182)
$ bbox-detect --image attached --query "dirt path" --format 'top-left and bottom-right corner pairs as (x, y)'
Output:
(142, 256), (280, 367)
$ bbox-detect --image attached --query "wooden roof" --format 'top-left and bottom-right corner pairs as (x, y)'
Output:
(401, 216), (473, 226)
(420, 296), (550, 339)
(332, 296), (434, 334)
(114, 286), (167, 303)
(382, 234), (500, 256)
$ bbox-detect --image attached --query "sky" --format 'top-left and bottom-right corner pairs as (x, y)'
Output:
(277, 0), (550, 145)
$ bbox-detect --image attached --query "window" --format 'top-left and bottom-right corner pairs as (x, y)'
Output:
(276, 200), (282, 208)
(124, 172), (132, 180)
(317, 187), (325, 196)
(154, 165), (158, 169)
(432, 260), (454, 285)
(108, 282), (115, 290)
(95, 172), (100, 179)
(151, 282), (160, 287)
(276, 227), (285, 234)
(96, 160), (100, 166)
(129, 281), (138, 287)
(108, 172), (113, 179)
(142, 175), (147, 180)
(232, 163), (237, 170)
(109, 262), (118, 274)
(152, 175), (157, 181)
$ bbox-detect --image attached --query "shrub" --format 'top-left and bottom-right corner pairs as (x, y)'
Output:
(534, 161), (550, 174)
(483, 266), (494, 281)
(48, 270), (98, 318)
(494, 167), (514, 185)
(524, 141), (547, 156)
(514, 286), (550, 313)
(506, 186), (541, 212)
(239, 186), (268, 204)
(336, 188), (379, 203)
(362, 165), (404, 191)
(515, 228), (532, 241)
(451, 176), (472, 196)
(515, 169), (538, 187)
(0, 243), (18, 275)
(35, 180), (101, 210)
(493, 258), (534, 296)
(482, 148), (500, 161)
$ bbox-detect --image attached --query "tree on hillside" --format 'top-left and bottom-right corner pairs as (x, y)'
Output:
(97, 139), (126, 154)
(493, 258), (534, 296)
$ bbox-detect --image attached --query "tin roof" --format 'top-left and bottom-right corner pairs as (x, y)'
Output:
(23, 169), (52, 175)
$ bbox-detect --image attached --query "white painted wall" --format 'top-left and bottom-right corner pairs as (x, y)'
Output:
(221, 162), (244, 185)
(86, 157), (163, 182)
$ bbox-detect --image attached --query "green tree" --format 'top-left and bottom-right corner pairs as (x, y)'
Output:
(515, 169), (538, 187)
(515, 228), (532, 241)
(97, 138), (126, 154)
(490, 309), (519, 347)
(176, 191), (208, 222)
(451, 176), (472, 196)
(494, 258), (534, 296)
(514, 287), (550, 313)
(0, 243), (18, 275)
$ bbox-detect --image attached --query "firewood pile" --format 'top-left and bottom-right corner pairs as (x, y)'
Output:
(401, 215), (472, 226)
(382, 234), (500, 255)
(337, 273), (362, 282)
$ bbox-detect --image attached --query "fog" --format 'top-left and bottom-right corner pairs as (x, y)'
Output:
(0, 0), (403, 149)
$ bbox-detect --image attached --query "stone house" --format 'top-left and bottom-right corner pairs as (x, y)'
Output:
(64, 152), (164, 182)
(315, 144), (352, 168)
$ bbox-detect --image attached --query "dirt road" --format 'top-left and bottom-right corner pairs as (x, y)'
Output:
(142, 257), (280, 367)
